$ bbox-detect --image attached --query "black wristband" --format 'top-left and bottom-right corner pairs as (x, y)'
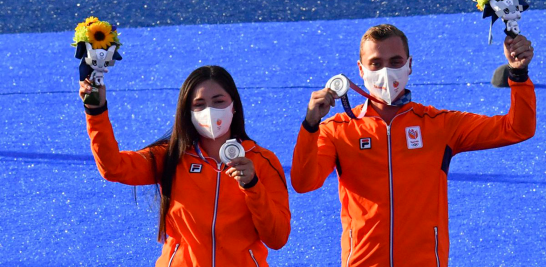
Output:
(302, 118), (320, 133)
(84, 101), (108, 116)
(508, 65), (529, 83)
(242, 175), (259, 189)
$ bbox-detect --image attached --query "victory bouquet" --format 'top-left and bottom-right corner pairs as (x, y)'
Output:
(474, 0), (529, 44)
(72, 17), (122, 105)
(472, 0), (531, 87)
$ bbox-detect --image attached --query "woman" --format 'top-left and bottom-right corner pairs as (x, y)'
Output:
(79, 65), (291, 266)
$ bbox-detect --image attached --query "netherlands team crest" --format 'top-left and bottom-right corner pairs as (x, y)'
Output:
(405, 126), (423, 149)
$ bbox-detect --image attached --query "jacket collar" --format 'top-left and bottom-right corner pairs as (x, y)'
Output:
(356, 99), (414, 119)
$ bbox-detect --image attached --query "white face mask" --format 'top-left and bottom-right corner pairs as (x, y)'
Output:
(191, 102), (234, 140)
(361, 57), (411, 105)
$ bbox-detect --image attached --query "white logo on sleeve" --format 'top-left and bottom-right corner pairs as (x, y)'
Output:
(405, 126), (423, 149)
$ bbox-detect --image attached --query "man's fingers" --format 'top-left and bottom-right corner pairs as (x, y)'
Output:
(511, 44), (531, 57)
(307, 87), (340, 125)
(512, 45), (533, 60)
(518, 50), (533, 58)
(311, 88), (331, 99)
(315, 95), (333, 109)
(329, 89), (341, 103)
(512, 35), (524, 42)
(325, 90), (336, 107)
(314, 89), (337, 105)
(515, 51), (533, 61)
(509, 36), (529, 48)
(509, 35), (526, 47)
(328, 89), (341, 99)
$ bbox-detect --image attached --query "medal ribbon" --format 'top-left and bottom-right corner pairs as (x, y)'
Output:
(339, 81), (412, 119)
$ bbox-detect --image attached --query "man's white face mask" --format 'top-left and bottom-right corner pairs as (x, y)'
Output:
(191, 102), (234, 140)
(361, 57), (411, 105)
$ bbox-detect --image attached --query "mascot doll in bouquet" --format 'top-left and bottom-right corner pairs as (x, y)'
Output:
(72, 17), (122, 105)
(474, 0), (530, 87)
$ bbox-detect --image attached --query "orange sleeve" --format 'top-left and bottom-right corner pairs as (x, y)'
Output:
(290, 120), (337, 193)
(86, 110), (166, 185)
(447, 78), (536, 154)
(240, 148), (291, 250)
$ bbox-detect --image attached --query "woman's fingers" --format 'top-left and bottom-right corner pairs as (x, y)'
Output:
(79, 80), (93, 100)
(225, 157), (255, 185)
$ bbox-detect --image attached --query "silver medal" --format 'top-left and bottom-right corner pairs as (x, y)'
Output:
(326, 74), (350, 97)
(219, 139), (245, 164)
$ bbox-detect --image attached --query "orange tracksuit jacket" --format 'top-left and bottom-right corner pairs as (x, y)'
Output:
(291, 78), (536, 266)
(86, 110), (291, 267)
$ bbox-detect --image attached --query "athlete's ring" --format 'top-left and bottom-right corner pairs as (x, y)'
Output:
(240, 170), (244, 176)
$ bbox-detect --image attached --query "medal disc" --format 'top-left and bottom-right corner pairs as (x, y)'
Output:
(326, 74), (349, 97)
(219, 139), (245, 164)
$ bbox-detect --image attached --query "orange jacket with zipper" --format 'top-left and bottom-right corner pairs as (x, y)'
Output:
(291, 78), (535, 266)
(86, 109), (291, 267)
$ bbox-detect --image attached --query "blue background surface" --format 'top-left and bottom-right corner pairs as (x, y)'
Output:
(0, 1), (545, 266)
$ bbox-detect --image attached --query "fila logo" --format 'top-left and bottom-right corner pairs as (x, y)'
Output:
(405, 126), (423, 149)
(360, 138), (372, 150)
(189, 164), (202, 173)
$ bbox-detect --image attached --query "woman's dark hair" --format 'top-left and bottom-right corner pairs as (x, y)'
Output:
(146, 65), (250, 242)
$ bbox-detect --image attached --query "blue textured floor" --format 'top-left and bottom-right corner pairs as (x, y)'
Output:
(3, 0), (545, 34)
(1, 4), (545, 267)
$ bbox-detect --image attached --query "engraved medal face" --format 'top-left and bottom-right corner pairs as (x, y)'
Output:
(332, 78), (343, 91)
(219, 139), (245, 164)
(326, 74), (349, 97)
(225, 145), (240, 159)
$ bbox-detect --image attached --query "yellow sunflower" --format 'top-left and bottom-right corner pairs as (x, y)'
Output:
(474, 0), (489, 11)
(75, 22), (86, 31)
(87, 21), (115, 49)
(85, 16), (99, 26)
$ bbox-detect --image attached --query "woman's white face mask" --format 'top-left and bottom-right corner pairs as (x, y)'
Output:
(191, 102), (234, 140)
(361, 57), (411, 105)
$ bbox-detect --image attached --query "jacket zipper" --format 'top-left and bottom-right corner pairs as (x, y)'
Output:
(168, 244), (180, 267)
(346, 229), (353, 267)
(434, 227), (440, 267)
(211, 163), (222, 267)
(387, 124), (394, 267)
(382, 109), (412, 267)
(249, 249), (259, 267)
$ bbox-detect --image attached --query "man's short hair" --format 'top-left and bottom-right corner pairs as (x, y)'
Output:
(360, 24), (410, 60)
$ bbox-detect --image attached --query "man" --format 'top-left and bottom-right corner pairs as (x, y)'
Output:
(291, 24), (535, 266)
